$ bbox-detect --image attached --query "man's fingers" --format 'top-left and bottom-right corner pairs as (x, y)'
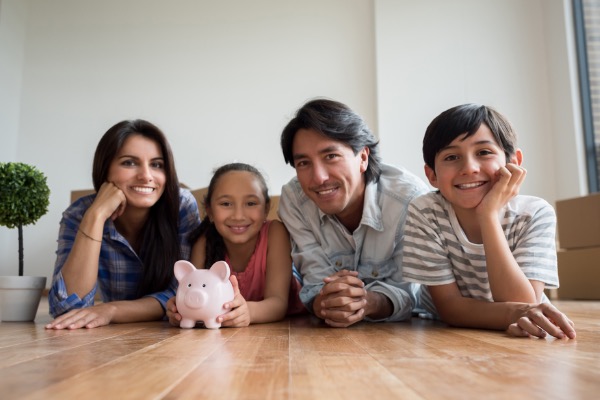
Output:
(324, 309), (365, 328)
(321, 278), (364, 297)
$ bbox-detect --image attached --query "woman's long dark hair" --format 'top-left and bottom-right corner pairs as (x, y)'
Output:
(189, 163), (270, 268)
(92, 119), (181, 296)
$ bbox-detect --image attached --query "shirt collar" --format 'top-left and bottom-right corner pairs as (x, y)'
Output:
(318, 180), (384, 232)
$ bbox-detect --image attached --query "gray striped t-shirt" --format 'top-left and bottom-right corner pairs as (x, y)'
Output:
(403, 192), (558, 316)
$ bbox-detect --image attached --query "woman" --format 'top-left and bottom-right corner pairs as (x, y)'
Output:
(46, 119), (200, 329)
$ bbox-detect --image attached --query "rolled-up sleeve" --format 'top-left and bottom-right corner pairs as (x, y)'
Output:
(48, 199), (98, 317)
(49, 271), (97, 317)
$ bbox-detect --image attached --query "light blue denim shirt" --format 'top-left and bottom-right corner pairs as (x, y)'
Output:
(279, 163), (430, 322)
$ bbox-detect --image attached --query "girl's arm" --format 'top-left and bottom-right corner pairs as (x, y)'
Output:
(219, 221), (291, 326)
(246, 220), (291, 323)
(428, 283), (575, 339)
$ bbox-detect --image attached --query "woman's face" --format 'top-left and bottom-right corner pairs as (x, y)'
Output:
(107, 134), (166, 211)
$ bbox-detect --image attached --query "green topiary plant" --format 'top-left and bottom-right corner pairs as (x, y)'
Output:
(0, 162), (50, 276)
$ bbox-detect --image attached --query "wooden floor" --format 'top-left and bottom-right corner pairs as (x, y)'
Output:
(0, 299), (598, 400)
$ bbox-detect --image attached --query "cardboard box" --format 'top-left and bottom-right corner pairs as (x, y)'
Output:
(556, 247), (600, 300)
(191, 187), (208, 217)
(70, 189), (95, 204)
(556, 193), (600, 249)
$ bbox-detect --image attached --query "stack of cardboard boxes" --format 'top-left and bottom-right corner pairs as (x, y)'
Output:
(555, 193), (600, 300)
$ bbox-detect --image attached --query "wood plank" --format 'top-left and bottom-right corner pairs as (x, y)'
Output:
(165, 324), (291, 400)
(22, 327), (237, 399)
(0, 299), (597, 399)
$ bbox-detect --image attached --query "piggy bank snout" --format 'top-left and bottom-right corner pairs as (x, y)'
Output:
(184, 288), (208, 309)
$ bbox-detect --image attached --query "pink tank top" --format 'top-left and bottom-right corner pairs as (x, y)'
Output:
(227, 221), (305, 315)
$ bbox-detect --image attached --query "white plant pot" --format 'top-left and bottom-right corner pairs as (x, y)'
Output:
(0, 276), (47, 322)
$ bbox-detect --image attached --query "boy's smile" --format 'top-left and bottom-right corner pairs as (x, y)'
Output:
(425, 123), (510, 213)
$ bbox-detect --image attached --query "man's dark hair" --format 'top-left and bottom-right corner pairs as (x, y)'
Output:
(281, 98), (382, 183)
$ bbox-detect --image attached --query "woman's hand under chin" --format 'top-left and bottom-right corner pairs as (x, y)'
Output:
(92, 182), (127, 221)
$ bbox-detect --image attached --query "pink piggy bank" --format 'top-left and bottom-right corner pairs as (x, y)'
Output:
(174, 260), (235, 329)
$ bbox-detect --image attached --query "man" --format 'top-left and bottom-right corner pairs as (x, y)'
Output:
(278, 98), (429, 327)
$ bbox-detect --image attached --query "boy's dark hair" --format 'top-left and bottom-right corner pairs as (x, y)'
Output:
(93, 119), (181, 297)
(423, 104), (517, 169)
(188, 163), (270, 268)
(281, 98), (382, 184)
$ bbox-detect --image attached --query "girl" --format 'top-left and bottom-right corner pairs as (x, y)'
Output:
(46, 119), (200, 330)
(167, 163), (304, 327)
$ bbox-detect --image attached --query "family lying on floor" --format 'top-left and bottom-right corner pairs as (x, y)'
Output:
(44, 98), (576, 340)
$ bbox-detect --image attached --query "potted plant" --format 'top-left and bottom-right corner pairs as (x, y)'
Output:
(0, 162), (50, 321)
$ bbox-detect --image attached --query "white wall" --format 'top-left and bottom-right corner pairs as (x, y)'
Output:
(1, 0), (377, 280)
(375, 0), (585, 202)
(0, 0), (586, 285)
(543, 0), (588, 200)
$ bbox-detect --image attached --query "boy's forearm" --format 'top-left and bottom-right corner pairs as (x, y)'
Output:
(437, 296), (526, 330)
(479, 215), (537, 303)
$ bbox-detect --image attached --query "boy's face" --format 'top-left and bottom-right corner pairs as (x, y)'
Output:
(424, 123), (521, 212)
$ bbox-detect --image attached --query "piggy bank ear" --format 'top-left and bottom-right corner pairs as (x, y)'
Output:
(209, 261), (231, 282)
(174, 260), (196, 282)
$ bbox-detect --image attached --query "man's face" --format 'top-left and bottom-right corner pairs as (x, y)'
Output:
(291, 128), (369, 226)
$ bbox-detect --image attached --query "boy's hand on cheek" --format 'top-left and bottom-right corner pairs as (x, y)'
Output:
(476, 163), (527, 219)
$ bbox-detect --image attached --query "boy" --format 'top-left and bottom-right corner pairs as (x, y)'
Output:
(403, 104), (576, 339)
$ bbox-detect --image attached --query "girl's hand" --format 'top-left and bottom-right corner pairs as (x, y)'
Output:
(45, 303), (117, 330)
(166, 296), (182, 327)
(91, 182), (127, 221)
(217, 275), (250, 327)
(476, 163), (526, 218)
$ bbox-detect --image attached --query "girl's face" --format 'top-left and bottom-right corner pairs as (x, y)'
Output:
(206, 170), (268, 247)
(107, 134), (166, 211)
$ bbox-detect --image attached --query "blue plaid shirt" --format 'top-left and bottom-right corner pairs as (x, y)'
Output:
(49, 188), (200, 317)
